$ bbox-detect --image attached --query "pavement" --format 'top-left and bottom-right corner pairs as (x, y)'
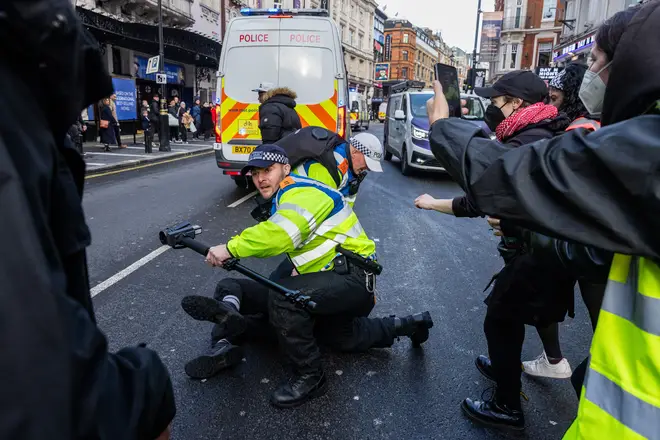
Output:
(83, 134), (214, 175)
(84, 123), (592, 440)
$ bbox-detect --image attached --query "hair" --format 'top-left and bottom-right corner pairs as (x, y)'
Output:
(503, 95), (533, 108)
(595, 4), (643, 61)
(552, 63), (589, 121)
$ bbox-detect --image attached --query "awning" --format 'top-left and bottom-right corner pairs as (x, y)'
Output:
(553, 31), (597, 63)
(77, 7), (221, 69)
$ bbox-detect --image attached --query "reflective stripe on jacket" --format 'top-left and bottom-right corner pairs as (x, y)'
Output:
(563, 254), (660, 439)
(227, 174), (375, 274)
(565, 117), (601, 133)
(293, 143), (356, 206)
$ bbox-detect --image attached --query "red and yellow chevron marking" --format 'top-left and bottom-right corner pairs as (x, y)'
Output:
(219, 79), (338, 143)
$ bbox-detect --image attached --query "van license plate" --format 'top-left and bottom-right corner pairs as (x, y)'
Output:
(232, 146), (256, 154)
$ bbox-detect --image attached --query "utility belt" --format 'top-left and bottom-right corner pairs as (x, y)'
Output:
(326, 247), (381, 294)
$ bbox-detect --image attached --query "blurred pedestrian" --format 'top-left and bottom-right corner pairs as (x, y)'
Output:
(142, 108), (153, 153)
(191, 98), (201, 139)
(109, 92), (126, 148)
(0, 0), (175, 437)
(253, 82), (302, 143)
(67, 113), (85, 155)
(177, 101), (189, 144)
(99, 97), (116, 152)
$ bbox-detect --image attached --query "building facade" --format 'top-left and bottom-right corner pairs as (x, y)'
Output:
(374, 7), (387, 63)
(415, 28), (439, 87)
(383, 19), (416, 83)
(552, 0), (641, 66)
(74, 0), (221, 131)
(495, 0), (564, 75)
(451, 47), (470, 88)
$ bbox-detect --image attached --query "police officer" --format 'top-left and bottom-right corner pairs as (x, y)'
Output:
(181, 144), (433, 407)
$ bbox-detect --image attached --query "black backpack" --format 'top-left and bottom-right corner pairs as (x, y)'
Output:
(274, 126), (345, 188)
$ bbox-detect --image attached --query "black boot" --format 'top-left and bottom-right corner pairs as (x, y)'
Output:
(461, 391), (524, 431)
(394, 311), (434, 347)
(184, 340), (244, 379)
(270, 371), (328, 408)
(475, 355), (496, 381)
(181, 295), (247, 338)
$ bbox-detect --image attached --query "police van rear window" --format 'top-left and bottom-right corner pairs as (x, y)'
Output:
(224, 47), (278, 103)
(278, 47), (335, 104)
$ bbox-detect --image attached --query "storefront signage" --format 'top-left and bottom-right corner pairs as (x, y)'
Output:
(135, 55), (185, 85)
(553, 33), (596, 61)
(375, 63), (390, 81)
(535, 66), (563, 81)
(111, 77), (137, 121)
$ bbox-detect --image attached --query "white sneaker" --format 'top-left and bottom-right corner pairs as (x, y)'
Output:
(522, 351), (572, 379)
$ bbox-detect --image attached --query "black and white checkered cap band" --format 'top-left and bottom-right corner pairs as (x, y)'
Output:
(249, 150), (289, 165)
(350, 138), (382, 160)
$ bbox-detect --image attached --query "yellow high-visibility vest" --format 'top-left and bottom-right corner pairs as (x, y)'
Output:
(563, 254), (660, 439)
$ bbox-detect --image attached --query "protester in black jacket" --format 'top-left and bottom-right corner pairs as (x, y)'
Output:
(427, 1), (658, 429)
(254, 83), (302, 143)
(0, 2), (175, 438)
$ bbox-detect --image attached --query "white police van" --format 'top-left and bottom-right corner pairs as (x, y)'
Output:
(214, 8), (351, 187)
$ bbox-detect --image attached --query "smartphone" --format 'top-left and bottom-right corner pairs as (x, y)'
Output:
(433, 63), (462, 118)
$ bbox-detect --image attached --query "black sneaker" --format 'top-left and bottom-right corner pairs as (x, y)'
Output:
(184, 340), (244, 379)
(394, 311), (434, 347)
(270, 371), (328, 408)
(461, 394), (524, 431)
(181, 295), (246, 338)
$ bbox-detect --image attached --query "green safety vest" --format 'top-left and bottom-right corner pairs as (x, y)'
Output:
(227, 174), (375, 274)
(563, 254), (660, 439)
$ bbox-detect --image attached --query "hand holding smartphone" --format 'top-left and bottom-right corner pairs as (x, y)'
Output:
(433, 63), (462, 118)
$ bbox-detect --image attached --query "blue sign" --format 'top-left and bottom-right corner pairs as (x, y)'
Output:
(135, 55), (185, 85)
(111, 77), (137, 121)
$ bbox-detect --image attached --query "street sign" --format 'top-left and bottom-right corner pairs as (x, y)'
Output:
(156, 73), (167, 84)
(146, 56), (160, 74)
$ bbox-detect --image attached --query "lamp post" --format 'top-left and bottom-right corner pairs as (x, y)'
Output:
(472, 0), (482, 70)
(158, 0), (170, 151)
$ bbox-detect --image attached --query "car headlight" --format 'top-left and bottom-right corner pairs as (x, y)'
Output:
(412, 126), (428, 140)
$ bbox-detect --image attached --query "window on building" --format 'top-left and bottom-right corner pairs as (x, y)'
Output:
(350, 3), (354, 16)
(359, 32), (364, 49)
(537, 42), (553, 67)
(402, 50), (408, 61)
(350, 29), (355, 46)
(341, 23), (346, 42)
(403, 33), (409, 44)
(501, 44), (506, 70)
(510, 43), (518, 69)
(401, 67), (408, 79)
(273, 1), (282, 9)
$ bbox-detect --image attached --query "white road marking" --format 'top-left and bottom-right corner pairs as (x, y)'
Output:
(86, 162), (105, 166)
(125, 146), (187, 152)
(228, 190), (257, 208)
(90, 245), (170, 297)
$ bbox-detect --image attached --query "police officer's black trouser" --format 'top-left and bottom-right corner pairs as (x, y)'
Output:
(211, 267), (397, 374)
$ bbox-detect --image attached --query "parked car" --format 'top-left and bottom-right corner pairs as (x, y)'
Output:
(383, 89), (491, 175)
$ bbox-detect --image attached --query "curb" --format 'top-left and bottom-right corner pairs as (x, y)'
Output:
(85, 146), (213, 177)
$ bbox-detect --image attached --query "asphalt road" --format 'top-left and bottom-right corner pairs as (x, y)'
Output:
(84, 123), (592, 440)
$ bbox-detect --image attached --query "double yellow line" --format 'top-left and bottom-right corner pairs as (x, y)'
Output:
(85, 150), (213, 179)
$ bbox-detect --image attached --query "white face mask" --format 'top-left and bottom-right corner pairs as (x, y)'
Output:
(579, 62), (612, 117)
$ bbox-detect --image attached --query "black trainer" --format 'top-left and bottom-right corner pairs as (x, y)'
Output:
(270, 371), (328, 408)
(181, 295), (247, 338)
(475, 355), (496, 382)
(184, 340), (244, 379)
(461, 396), (524, 431)
(394, 311), (434, 347)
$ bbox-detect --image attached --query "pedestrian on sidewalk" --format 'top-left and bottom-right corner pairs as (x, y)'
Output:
(67, 113), (85, 155)
(168, 99), (180, 143)
(191, 98), (201, 139)
(177, 101), (189, 144)
(201, 102), (213, 140)
(99, 98), (116, 152)
(150, 95), (161, 143)
(110, 93), (127, 149)
(142, 109), (153, 153)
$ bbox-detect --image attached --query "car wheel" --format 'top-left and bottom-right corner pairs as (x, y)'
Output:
(400, 144), (412, 176)
(233, 176), (254, 189)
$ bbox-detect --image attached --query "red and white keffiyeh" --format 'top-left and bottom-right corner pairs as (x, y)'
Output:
(495, 102), (558, 142)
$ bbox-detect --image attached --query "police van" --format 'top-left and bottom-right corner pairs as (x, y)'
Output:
(349, 91), (369, 131)
(214, 8), (350, 187)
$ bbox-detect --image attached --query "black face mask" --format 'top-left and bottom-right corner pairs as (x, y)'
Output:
(484, 104), (507, 132)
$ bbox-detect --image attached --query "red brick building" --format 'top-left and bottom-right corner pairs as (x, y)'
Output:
(383, 20), (417, 82)
(497, 0), (565, 74)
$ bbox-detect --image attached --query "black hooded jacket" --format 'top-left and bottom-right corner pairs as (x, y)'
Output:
(259, 87), (303, 143)
(0, 1), (174, 439)
(428, 0), (660, 265)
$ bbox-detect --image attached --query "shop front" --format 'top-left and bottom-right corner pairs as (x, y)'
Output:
(552, 31), (597, 66)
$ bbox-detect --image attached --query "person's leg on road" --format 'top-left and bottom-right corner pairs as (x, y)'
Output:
(181, 278), (270, 379)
